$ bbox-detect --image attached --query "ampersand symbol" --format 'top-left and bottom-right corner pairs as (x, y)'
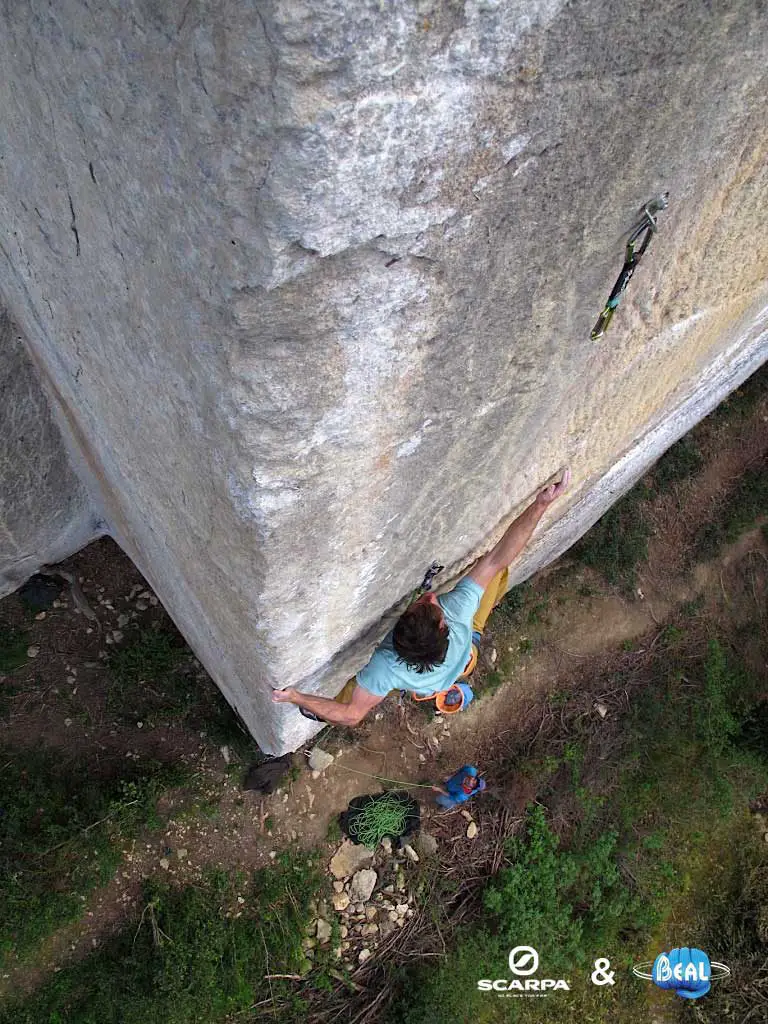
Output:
(591, 957), (615, 986)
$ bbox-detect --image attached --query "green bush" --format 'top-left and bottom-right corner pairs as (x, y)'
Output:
(694, 826), (768, 1024)
(572, 481), (652, 587)
(485, 808), (638, 972)
(1, 855), (324, 1024)
(395, 808), (639, 1024)
(0, 752), (187, 964)
(652, 435), (704, 490)
(695, 459), (768, 559)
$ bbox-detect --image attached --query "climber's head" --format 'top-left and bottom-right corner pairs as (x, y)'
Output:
(392, 592), (449, 674)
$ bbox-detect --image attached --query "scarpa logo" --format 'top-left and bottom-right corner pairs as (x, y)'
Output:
(477, 946), (570, 997)
(633, 947), (731, 1000)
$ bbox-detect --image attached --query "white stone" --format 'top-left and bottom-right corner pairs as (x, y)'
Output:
(349, 868), (378, 902)
(332, 892), (350, 912)
(308, 746), (334, 772)
(466, 821), (478, 839)
(330, 840), (374, 880)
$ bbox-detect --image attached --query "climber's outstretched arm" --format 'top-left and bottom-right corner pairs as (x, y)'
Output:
(469, 468), (571, 590)
(271, 680), (384, 726)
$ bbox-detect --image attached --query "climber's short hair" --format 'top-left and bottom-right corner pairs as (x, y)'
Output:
(392, 601), (449, 673)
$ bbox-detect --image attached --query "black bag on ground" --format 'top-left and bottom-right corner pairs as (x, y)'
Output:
(340, 790), (420, 847)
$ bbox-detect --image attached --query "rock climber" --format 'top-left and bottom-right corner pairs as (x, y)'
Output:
(271, 469), (571, 726)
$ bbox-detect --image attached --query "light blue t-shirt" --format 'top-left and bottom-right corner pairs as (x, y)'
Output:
(357, 578), (484, 698)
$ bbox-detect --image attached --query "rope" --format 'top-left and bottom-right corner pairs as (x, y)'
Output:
(347, 791), (415, 848)
(335, 763), (435, 790)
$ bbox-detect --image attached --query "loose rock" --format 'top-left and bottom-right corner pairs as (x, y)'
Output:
(402, 843), (419, 863)
(350, 868), (378, 902)
(332, 892), (351, 912)
(358, 948), (372, 965)
(316, 919), (332, 944)
(308, 746), (334, 772)
(330, 840), (374, 880)
(415, 831), (438, 858)
(466, 821), (478, 839)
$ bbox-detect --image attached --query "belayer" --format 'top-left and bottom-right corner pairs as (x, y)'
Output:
(432, 764), (486, 808)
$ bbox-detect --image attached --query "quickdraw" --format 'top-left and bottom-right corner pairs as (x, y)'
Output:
(591, 193), (669, 341)
(408, 560), (444, 604)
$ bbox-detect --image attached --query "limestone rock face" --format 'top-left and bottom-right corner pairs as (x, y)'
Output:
(0, 313), (99, 594)
(0, 2), (766, 751)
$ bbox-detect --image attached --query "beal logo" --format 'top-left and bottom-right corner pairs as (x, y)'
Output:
(477, 946), (570, 996)
(633, 947), (731, 1000)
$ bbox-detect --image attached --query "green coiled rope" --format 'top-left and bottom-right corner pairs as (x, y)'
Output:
(347, 791), (415, 849)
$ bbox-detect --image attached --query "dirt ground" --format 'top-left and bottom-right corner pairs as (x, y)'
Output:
(1, 377), (767, 999)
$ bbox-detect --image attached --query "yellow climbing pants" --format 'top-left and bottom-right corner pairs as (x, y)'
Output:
(472, 566), (509, 635)
(458, 566), (509, 678)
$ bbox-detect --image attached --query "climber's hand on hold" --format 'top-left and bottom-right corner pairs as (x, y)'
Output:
(536, 467), (571, 508)
(271, 687), (298, 704)
(470, 467), (572, 588)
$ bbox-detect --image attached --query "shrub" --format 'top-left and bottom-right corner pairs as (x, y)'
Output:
(1, 855), (324, 1024)
(0, 752), (187, 964)
(572, 481), (652, 587)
